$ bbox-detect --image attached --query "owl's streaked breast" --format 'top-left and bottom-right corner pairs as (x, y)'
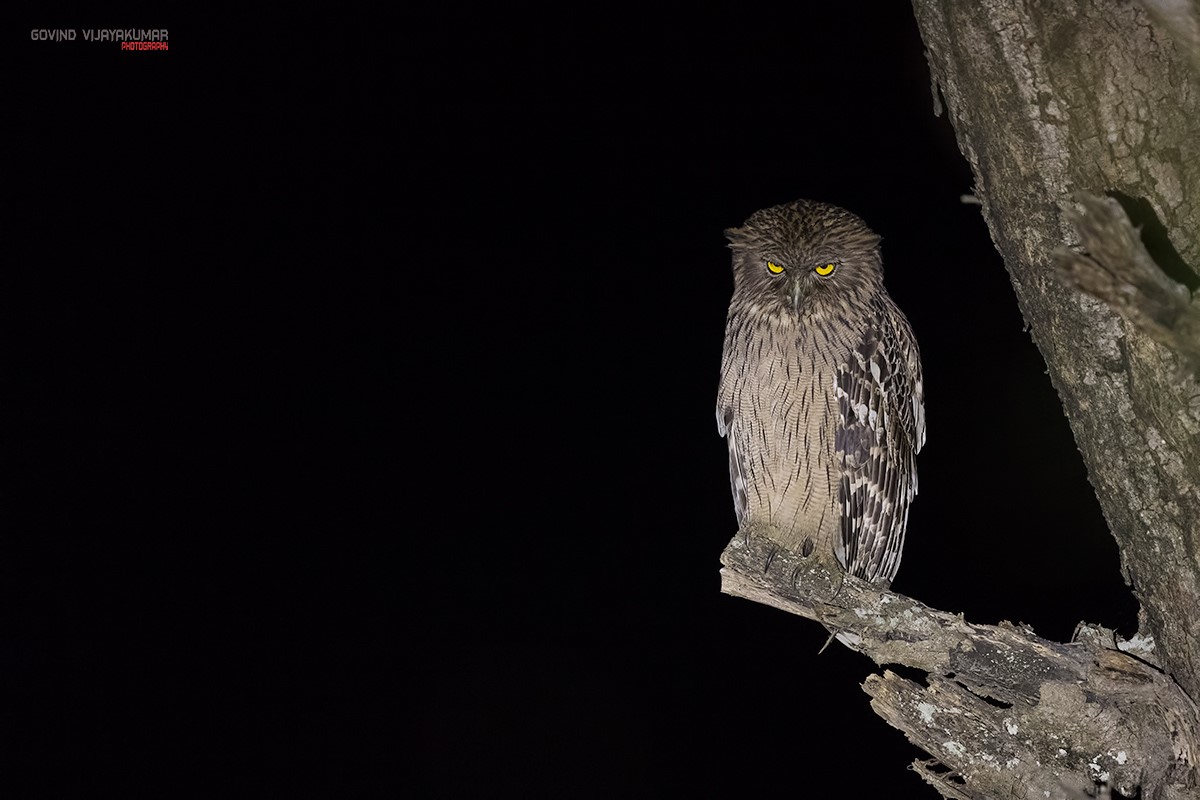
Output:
(718, 307), (858, 556)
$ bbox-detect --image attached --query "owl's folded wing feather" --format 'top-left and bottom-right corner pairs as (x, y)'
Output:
(834, 314), (925, 583)
(717, 408), (748, 528)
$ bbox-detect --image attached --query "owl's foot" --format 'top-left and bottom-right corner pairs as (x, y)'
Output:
(734, 524), (844, 600)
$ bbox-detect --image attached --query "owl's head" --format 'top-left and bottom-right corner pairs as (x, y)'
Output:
(725, 199), (883, 317)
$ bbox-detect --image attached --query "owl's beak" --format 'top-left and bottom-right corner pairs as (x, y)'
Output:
(791, 279), (809, 314)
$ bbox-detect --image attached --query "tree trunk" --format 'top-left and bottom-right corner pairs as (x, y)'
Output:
(720, 2), (1200, 797)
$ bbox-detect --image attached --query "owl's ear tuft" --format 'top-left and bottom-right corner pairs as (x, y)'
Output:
(724, 227), (747, 249)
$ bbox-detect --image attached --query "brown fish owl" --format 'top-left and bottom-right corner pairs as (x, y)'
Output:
(717, 200), (925, 584)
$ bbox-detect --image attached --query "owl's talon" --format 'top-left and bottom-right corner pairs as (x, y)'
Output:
(762, 546), (778, 574)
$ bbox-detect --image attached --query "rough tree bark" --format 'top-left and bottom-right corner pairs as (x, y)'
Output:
(719, 2), (1200, 798)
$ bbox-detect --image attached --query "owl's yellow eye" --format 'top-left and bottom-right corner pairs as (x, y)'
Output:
(814, 263), (836, 277)
(767, 261), (785, 275)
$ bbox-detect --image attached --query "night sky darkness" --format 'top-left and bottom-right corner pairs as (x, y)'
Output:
(17, 4), (1138, 796)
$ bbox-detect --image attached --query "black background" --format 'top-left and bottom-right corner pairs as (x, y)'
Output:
(16, 4), (1137, 796)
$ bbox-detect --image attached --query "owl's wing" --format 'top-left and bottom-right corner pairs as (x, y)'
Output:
(834, 313), (925, 583)
(717, 408), (748, 528)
